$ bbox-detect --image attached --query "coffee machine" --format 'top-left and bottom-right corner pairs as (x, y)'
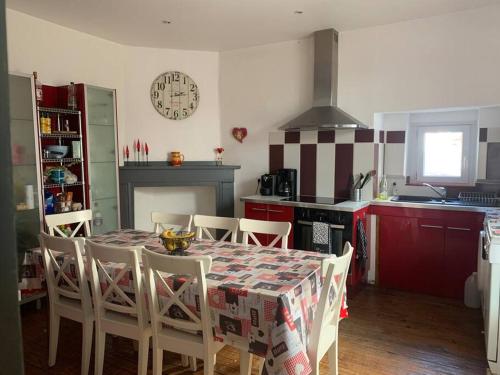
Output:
(275, 168), (297, 197)
(260, 174), (276, 196)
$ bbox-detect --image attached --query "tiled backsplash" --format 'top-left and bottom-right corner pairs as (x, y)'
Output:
(269, 130), (383, 200)
(269, 127), (500, 200)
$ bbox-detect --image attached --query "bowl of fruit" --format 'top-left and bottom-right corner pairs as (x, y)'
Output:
(159, 230), (195, 255)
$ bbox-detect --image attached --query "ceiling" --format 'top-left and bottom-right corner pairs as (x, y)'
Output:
(6, 0), (500, 51)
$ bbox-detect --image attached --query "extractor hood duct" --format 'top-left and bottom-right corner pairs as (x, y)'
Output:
(280, 29), (367, 131)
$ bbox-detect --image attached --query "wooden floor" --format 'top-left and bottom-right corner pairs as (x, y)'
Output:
(21, 286), (488, 374)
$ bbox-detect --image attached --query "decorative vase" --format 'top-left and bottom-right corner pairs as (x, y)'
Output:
(170, 151), (184, 167)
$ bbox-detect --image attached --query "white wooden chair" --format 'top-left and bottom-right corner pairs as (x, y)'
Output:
(308, 242), (354, 375)
(239, 218), (292, 249)
(193, 214), (239, 242)
(85, 241), (151, 375)
(142, 249), (225, 375)
(45, 210), (93, 237)
(151, 211), (192, 234)
(39, 232), (94, 375)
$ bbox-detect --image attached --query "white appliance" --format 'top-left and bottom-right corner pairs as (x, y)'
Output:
(478, 210), (500, 373)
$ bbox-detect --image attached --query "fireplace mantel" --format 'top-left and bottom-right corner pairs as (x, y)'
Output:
(119, 161), (240, 229)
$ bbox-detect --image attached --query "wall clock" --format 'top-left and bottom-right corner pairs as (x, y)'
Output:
(150, 71), (199, 120)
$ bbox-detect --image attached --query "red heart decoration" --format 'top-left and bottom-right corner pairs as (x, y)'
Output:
(232, 127), (248, 143)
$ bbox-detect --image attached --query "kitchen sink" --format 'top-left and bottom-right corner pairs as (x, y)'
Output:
(390, 195), (464, 205)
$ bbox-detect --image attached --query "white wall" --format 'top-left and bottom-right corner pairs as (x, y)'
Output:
(6, 9), (221, 164)
(220, 4), (500, 214)
(9, 4), (500, 218)
(219, 39), (314, 216)
(6, 9), (127, 156)
(122, 47), (220, 162)
(338, 4), (500, 126)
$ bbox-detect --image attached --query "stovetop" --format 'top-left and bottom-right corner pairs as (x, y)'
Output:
(283, 195), (349, 205)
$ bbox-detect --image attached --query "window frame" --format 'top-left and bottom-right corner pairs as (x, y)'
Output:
(406, 121), (478, 186)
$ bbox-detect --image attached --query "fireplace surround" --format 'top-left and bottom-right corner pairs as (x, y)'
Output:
(119, 161), (240, 229)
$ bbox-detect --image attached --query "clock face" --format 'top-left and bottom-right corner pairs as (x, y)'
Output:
(150, 71), (199, 120)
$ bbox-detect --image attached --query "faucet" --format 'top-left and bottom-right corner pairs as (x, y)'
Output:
(422, 183), (447, 200)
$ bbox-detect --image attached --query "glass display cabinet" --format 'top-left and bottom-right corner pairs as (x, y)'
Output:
(9, 73), (44, 302)
(84, 85), (119, 234)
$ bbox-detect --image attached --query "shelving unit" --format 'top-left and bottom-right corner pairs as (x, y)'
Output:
(36, 99), (87, 218)
(40, 133), (81, 139)
(42, 158), (82, 163)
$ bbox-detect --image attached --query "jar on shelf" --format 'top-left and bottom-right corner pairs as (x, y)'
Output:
(68, 82), (77, 110)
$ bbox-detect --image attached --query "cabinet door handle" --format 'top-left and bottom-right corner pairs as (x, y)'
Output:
(448, 226), (471, 231)
(296, 220), (345, 230)
(420, 224), (443, 229)
(251, 207), (267, 212)
(268, 209), (284, 214)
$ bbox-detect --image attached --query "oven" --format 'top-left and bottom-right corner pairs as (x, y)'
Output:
(293, 207), (352, 257)
(478, 220), (500, 374)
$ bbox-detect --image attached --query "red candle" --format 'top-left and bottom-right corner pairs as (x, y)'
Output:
(145, 143), (149, 155)
(136, 139), (141, 152)
(125, 145), (130, 159)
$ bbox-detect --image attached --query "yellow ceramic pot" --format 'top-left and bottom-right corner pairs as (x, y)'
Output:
(170, 151), (184, 167)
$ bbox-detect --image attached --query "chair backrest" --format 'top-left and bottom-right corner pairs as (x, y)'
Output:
(39, 232), (92, 312)
(142, 249), (213, 342)
(193, 214), (239, 242)
(239, 218), (291, 249)
(151, 212), (193, 234)
(45, 210), (93, 238)
(85, 240), (148, 329)
(309, 242), (354, 355)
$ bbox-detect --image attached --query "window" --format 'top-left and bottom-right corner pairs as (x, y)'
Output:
(407, 122), (478, 185)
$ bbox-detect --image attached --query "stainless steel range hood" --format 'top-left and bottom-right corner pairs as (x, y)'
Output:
(280, 29), (367, 131)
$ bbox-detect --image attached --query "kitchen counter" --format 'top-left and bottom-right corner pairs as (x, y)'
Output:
(241, 194), (500, 215)
(371, 197), (500, 214)
(240, 195), (371, 212)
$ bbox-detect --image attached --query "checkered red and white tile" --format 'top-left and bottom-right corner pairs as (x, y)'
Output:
(270, 127), (500, 197)
(269, 130), (384, 200)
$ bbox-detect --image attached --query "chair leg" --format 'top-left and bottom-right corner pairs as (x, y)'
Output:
(309, 354), (320, 375)
(239, 350), (252, 375)
(189, 356), (198, 371)
(94, 328), (106, 375)
(181, 355), (189, 367)
(81, 321), (93, 375)
(328, 340), (339, 375)
(258, 357), (265, 373)
(138, 338), (150, 375)
(203, 353), (216, 375)
(48, 311), (60, 366)
(152, 343), (163, 375)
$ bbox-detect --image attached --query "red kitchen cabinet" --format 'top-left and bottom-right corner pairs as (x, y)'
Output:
(413, 219), (445, 295)
(444, 222), (478, 299)
(267, 204), (294, 249)
(244, 202), (270, 246)
(373, 205), (484, 299)
(244, 202), (294, 248)
(378, 215), (418, 291)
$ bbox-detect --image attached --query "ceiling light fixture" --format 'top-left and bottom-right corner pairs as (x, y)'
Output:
(294, 10), (303, 14)
(162, 20), (171, 24)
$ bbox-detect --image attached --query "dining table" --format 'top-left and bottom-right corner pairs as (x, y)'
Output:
(33, 228), (349, 375)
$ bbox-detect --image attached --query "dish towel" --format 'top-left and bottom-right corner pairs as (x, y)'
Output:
(312, 221), (331, 254)
(356, 219), (368, 268)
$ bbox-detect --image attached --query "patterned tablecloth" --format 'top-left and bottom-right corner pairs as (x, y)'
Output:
(89, 229), (347, 375)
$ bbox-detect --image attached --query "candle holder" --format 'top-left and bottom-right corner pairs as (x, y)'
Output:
(215, 147), (224, 166)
